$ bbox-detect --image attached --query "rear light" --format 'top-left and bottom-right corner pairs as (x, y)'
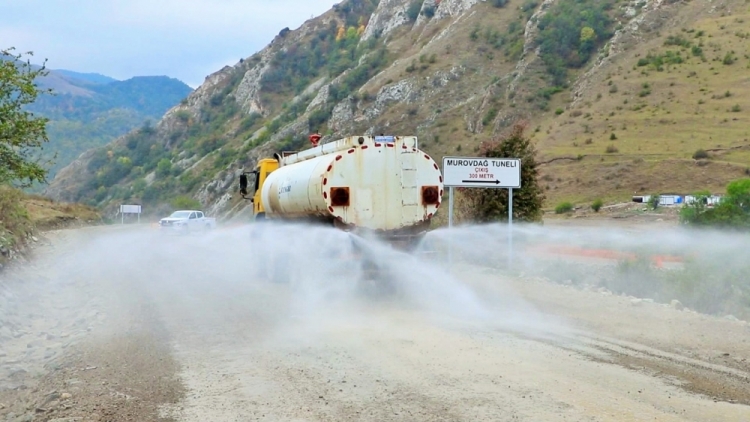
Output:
(330, 187), (350, 207)
(422, 186), (440, 205)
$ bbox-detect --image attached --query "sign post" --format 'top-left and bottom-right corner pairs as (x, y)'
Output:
(442, 157), (521, 270)
(119, 204), (142, 224)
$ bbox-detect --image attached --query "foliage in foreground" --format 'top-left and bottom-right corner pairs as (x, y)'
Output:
(0, 48), (52, 187)
(460, 123), (545, 223)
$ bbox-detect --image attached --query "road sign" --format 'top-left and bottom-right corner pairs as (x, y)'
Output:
(442, 156), (521, 188)
(119, 204), (142, 224)
(120, 204), (142, 214)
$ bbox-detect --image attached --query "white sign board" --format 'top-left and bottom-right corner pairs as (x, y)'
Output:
(442, 157), (521, 188)
(120, 204), (142, 214)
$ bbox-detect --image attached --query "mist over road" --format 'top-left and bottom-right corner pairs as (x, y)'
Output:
(1, 224), (749, 421)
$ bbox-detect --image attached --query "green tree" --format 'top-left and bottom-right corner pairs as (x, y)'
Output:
(460, 123), (545, 222)
(0, 48), (53, 187)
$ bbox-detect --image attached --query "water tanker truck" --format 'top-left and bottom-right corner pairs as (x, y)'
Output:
(239, 135), (444, 282)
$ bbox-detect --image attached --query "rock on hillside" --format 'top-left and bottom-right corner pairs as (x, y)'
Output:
(45, 0), (750, 218)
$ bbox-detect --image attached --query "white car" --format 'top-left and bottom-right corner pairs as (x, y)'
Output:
(159, 210), (216, 233)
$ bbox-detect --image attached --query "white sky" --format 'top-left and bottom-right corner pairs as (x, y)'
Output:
(0, 0), (340, 87)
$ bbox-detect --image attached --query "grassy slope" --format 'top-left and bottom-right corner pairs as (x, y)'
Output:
(1, 187), (100, 266)
(23, 194), (101, 231)
(530, 4), (750, 208)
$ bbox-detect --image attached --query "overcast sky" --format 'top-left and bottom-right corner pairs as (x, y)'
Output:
(0, 0), (340, 87)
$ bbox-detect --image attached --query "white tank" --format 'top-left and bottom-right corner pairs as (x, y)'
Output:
(260, 136), (443, 234)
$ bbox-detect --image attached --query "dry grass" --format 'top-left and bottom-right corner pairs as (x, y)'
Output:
(22, 195), (101, 231)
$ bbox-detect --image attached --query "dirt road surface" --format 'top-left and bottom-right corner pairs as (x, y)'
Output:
(1, 225), (748, 421)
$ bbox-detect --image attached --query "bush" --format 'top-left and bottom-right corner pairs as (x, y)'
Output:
(610, 133), (617, 140)
(174, 110), (191, 123)
(605, 145), (619, 153)
(647, 194), (660, 210)
(591, 199), (603, 212)
(692, 149), (709, 160)
(422, 5), (436, 18)
(491, 0), (509, 7)
(156, 158), (172, 179)
(555, 108), (564, 115)
(555, 201), (574, 214)
(482, 107), (499, 127)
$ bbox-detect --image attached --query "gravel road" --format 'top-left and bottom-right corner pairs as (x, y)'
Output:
(1, 225), (748, 421)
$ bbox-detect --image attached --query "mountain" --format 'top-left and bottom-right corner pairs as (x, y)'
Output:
(45, 0), (750, 218)
(52, 69), (119, 85)
(25, 69), (193, 185)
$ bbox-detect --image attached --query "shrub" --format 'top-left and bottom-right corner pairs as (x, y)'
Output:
(482, 107), (499, 126)
(156, 158), (172, 179)
(555, 201), (574, 214)
(610, 133), (617, 140)
(491, 0), (509, 6)
(605, 145), (619, 153)
(731, 104), (741, 112)
(647, 194), (660, 210)
(692, 149), (709, 160)
(555, 108), (564, 115)
(591, 199), (603, 212)
(174, 110), (191, 123)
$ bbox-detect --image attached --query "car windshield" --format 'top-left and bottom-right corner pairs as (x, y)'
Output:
(169, 211), (191, 218)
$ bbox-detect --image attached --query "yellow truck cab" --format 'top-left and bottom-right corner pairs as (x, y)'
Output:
(239, 158), (279, 220)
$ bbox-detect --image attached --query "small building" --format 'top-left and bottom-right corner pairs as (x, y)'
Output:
(659, 194), (683, 206)
(685, 195), (723, 206)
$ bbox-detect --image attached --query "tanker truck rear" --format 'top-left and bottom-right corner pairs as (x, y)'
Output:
(240, 135), (444, 250)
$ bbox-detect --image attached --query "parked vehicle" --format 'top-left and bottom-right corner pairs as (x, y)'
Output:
(159, 210), (216, 234)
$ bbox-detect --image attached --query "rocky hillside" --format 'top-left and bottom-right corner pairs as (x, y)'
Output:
(45, 0), (750, 218)
(26, 71), (192, 183)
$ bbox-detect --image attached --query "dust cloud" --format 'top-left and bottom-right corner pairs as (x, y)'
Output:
(3, 220), (748, 388)
(1, 222), (559, 375)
